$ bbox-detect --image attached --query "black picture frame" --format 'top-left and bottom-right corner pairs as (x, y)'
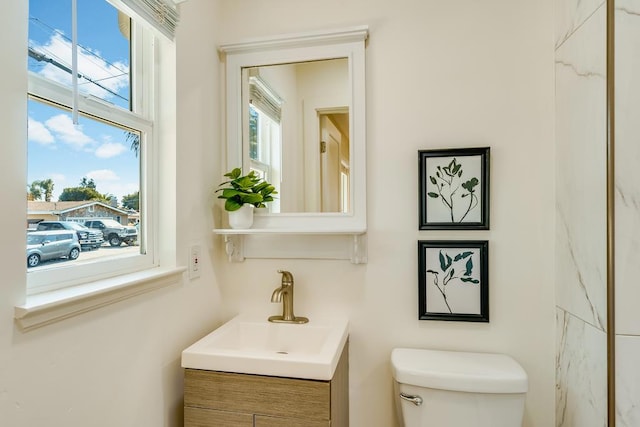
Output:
(418, 240), (489, 322)
(419, 147), (490, 230)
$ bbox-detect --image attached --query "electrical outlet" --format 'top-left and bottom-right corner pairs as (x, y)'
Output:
(189, 245), (201, 279)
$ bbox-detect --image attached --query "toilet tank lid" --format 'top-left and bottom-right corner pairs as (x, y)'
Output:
(391, 348), (528, 394)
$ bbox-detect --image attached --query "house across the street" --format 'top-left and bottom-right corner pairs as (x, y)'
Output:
(27, 201), (134, 229)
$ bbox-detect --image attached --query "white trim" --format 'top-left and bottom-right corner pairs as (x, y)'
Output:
(15, 267), (186, 331)
(28, 72), (154, 131)
(219, 25), (369, 55)
(57, 201), (130, 215)
(219, 26), (368, 232)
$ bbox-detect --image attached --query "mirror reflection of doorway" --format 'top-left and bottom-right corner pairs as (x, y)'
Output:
(319, 110), (349, 213)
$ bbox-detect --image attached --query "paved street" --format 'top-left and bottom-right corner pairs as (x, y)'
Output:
(27, 243), (140, 270)
(78, 243), (140, 261)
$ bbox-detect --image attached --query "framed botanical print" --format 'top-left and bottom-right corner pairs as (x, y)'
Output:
(418, 240), (489, 322)
(419, 147), (490, 230)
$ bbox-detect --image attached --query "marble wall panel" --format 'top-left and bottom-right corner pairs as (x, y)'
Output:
(556, 0), (605, 48)
(615, 2), (640, 425)
(555, 6), (607, 331)
(556, 308), (608, 427)
(615, 0), (640, 336)
(616, 335), (640, 426)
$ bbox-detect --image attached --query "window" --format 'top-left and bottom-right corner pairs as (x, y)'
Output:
(26, 0), (162, 294)
(247, 72), (282, 212)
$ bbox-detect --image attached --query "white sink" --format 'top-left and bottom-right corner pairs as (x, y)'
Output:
(181, 314), (349, 380)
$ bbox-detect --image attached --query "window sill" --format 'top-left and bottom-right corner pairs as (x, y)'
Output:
(15, 266), (186, 332)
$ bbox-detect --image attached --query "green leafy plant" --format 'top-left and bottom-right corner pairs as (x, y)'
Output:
(426, 250), (479, 313)
(216, 168), (277, 212)
(427, 158), (479, 222)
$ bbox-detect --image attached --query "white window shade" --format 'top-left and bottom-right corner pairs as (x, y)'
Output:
(249, 75), (283, 123)
(108, 0), (181, 40)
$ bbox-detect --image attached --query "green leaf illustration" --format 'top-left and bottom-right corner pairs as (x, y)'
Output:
(428, 192), (439, 198)
(462, 177), (479, 192)
(454, 251), (473, 261)
(451, 159), (461, 175)
(465, 258), (473, 276)
(460, 277), (480, 284)
(439, 251), (447, 271)
(430, 176), (437, 185)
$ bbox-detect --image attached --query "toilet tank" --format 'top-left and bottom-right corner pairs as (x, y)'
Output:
(391, 348), (528, 427)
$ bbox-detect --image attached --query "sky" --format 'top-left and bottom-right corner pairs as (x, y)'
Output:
(27, 0), (139, 204)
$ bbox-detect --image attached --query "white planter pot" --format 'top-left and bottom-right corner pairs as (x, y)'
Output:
(228, 204), (254, 229)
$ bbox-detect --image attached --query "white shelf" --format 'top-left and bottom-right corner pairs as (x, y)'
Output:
(212, 229), (367, 264)
(213, 228), (366, 235)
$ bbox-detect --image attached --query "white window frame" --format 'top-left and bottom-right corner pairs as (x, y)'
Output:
(14, 0), (186, 332)
(26, 15), (158, 295)
(246, 73), (283, 213)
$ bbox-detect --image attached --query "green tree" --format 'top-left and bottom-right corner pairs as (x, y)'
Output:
(59, 177), (109, 202)
(122, 191), (139, 210)
(79, 177), (97, 189)
(126, 131), (140, 158)
(59, 187), (104, 201)
(28, 178), (55, 202)
(39, 178), (54, 202)
(28, 181), (43, 201)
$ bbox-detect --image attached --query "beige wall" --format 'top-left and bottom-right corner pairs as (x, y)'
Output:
(0, 1), (225, 426)
(213, 1), (556, 427)
(0, 0), (555, 426)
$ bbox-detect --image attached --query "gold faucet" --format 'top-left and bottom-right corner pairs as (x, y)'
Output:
(268, 270), (309, 324)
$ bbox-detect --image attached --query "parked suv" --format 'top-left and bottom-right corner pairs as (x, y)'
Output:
(84, 219), (137, 247)
(36, 221), (104, 250)
(27, 230), (81, 267)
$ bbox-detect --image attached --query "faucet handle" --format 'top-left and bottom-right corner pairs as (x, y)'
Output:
(277, 270), (294, 285)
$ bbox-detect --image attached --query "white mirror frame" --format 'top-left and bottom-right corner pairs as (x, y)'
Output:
(219, 26), (368, 233)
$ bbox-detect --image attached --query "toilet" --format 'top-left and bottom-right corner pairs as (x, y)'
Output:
(391, 348), (528, 427)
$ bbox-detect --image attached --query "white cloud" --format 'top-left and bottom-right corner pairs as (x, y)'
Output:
(45, 114), (94, 149)
(28, 117), (55, 145)
(32, 33), (129, 101)
(87, 169), (119, 182)
(50, 173), (66, 182)
(95, 142), (127, 158)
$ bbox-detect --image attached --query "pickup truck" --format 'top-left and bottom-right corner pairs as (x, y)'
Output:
(84, 219), (137, 247)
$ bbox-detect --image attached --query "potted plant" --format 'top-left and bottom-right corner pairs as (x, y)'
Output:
(216, 168), (277, 229)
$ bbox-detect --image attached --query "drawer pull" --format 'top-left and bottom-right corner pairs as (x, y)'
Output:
(399, 392), (423, 406)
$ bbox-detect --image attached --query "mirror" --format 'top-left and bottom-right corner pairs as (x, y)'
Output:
(220, 27), (368, 231)
(242, 59), (350, 213)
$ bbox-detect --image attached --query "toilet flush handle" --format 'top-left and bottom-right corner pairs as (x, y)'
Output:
(399, 392), (423, 406)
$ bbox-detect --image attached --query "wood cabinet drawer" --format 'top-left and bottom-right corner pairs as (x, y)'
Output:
(255, 415), (330, 427)
(184, 406), (253, 427)
(184, 369), (331, 421)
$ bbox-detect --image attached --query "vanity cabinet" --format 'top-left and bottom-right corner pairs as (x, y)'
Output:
(184, 344), (348, 427)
